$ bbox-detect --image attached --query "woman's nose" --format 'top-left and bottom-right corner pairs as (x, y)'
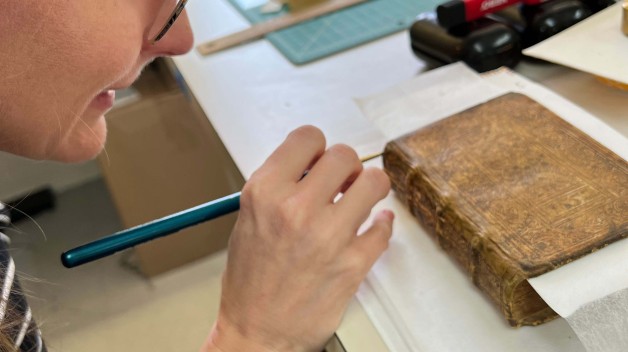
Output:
(143, 11), (194, 56)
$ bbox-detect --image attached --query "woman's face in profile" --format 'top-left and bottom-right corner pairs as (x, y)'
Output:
(0, 0), (194, 162)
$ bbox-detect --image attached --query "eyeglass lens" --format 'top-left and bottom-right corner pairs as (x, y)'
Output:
(149, 0), (183, 42)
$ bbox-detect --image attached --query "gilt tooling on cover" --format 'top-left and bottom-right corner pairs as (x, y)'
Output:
(383, 93), (628, 326)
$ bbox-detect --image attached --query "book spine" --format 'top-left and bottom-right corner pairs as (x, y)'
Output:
(384, 141), (482, 275)
(383, 141), (551, 326)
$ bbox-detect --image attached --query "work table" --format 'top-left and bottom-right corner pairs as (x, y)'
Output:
(172, 1), (628, 350)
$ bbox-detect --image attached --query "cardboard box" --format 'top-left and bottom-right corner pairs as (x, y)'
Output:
(100, 91), (244, 277)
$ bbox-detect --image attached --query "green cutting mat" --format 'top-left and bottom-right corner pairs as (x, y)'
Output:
(227, 0), (443, 64)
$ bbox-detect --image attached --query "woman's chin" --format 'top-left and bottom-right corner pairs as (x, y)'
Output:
(49, 119), (108, 163)
(49, 142), (105, 163)
(50, 144), (104, 163)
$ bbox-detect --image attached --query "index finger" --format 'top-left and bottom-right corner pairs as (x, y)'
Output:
(259, 125), (326, 183)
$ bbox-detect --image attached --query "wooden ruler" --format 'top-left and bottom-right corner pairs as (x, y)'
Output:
(197, 0), (367, 56)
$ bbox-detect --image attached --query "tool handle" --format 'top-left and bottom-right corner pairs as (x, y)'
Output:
(61, 152), (383, 268)
(61, 192), (241, 268)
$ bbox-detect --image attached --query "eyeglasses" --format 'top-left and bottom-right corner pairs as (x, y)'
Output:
(149, 0), (189, 44)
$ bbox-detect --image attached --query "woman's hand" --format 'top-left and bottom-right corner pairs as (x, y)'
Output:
(203, 126), (394, 352)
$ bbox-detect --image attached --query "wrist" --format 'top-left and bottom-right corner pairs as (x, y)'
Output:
(203, 318), (281, 352)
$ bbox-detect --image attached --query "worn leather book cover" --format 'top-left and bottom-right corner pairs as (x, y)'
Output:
(383, 93), (628, 327)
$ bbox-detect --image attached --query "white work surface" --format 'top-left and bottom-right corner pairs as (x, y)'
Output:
(173, 1), (628, 351)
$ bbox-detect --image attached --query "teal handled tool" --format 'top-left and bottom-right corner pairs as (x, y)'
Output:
(61, 192), (241, 268)
(61, 152), (383, 268)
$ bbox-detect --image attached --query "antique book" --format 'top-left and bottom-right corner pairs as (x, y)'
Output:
(383, 93), (628, 327)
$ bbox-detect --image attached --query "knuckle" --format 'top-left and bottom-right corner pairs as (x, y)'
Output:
(240, 181), (264, 209)
(290, 125), (326, 147)
(363, 167), (391, 194)
(375, 228), (392, 250)
(374, 230), (392, 251)
(374, 216), (393, 235)
(248, 168), (262, 182)
(277, 195), (297, 219)
(248, 167), (270, 186)
(343, 252), (369, 279)
(328, 144), (359, 163)
(275, 194), (310, 233)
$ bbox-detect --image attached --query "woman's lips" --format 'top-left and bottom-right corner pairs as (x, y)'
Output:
(90, 90), (116, 111)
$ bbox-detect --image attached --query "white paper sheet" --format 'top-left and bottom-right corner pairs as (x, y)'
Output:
(354, 63), (628, 352)
(527, 241), (628, 317)
(565, 289), (628, 352)
(528, 242), (628, 352)
(355, 63), (507, 141)
(523, 3), (628, 85)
